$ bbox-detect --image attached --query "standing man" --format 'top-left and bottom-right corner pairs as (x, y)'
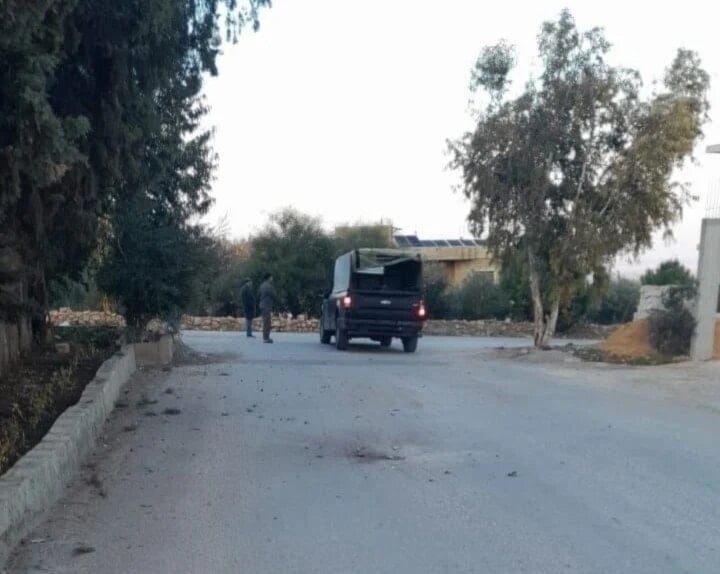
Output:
(258, 273), (277, 344)
(240, 278), (256, 338)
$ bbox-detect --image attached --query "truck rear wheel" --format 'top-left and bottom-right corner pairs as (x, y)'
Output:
(335, 328), (349, 351)
(319, 318), (332, 344)
(379, 337), (392, 348)
(402, 337), (418, 353)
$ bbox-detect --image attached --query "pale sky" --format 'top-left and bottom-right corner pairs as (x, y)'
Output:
(202, 0), (720, 277)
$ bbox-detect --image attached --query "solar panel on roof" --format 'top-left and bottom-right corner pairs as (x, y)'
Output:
(394, 235), (488, 248)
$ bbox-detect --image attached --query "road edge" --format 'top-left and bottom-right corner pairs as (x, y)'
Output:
(0, 345), (137, 567)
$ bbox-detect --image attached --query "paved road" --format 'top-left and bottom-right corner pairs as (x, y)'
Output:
(8, 333), (720, 573)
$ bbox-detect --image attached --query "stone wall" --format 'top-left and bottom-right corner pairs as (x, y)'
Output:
(180, 315), (319, 333)
(48, 309), (611, 339)
(50, 308), (126, 328)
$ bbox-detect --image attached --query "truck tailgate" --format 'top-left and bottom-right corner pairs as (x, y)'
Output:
(351, 290), (420, 322)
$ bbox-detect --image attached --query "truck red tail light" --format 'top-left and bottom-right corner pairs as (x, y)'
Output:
(417, 301), (427, 319)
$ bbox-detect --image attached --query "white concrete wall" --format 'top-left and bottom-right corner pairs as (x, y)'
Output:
(634, 285), (674, 321)
(691, 219), (720, 360)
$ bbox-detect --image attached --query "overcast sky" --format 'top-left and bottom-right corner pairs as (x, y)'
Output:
(202, 0), (720, 277)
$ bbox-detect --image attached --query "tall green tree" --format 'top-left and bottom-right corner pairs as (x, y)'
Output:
(641, 259), (694, 287)
(96, 197), (211, 337)
(0, 1), (269, 360)
(332, 223), (394, 256)
(248, 209), (335, 317)
(0, 0), (89, 359)
(449, 10), (709, 347)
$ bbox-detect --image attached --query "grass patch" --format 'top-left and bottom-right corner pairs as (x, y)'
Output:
(574, 345), (677, 366)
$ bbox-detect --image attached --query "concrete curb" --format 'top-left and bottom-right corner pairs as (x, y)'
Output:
(0, 345), (136, 566)
(134, 334), (174, 367)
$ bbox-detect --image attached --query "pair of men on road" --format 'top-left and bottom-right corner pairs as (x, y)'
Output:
(240, 275), (276, 343)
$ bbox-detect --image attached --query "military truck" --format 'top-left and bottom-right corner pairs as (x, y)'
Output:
(319, 249), (427, 352)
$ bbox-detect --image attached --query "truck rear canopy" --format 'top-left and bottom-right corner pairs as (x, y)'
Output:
(333, 249), (422, 293)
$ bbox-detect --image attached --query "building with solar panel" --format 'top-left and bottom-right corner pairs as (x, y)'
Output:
(333, 223), (500, 287)
(392, 234), (499, 287)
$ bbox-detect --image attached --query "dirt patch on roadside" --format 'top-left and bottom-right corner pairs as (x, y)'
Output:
(597, 319), (720, 363)
(600, 320), (656, 360)
(172, 338), (238, 366)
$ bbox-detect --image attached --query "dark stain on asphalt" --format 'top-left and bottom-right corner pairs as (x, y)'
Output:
(351, 447), (404, 463)
(72, 545), (96, 557)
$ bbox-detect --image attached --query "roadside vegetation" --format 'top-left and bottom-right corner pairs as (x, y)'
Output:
(51, 206), (647, 333)
(448, 10), (709, 347)
(0, 1), (269, 471)
(0, 328), (119, 474)
(578, 260), (712, 363)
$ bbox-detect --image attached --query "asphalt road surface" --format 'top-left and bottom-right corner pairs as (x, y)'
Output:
(7, 333), (720, 573)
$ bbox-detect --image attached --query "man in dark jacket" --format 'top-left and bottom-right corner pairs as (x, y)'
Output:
(240, 278), (256, 338)
(258, 273), (276, 344)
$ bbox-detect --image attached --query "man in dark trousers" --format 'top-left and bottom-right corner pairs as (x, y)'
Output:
(240, 278), (256, 338)
(258, 273), (277, 344)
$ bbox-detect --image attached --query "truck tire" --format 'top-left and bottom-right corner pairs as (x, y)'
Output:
(319, 318), (332, 344)
(402, 336), (418, 353)
(336, 328), (349, 351)
(379, 337), (392, 348)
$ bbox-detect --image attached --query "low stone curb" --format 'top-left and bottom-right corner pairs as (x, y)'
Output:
(0, 345), (136, 566)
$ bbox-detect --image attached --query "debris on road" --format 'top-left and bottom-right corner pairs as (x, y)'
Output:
(72, 545), (96, 557)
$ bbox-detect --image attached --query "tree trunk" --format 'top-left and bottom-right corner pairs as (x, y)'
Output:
(527, 247), (559, 349)
(540, 300), (560, 348)
(0, 254), (34, 376)
(29, 266), (52, 346)
(527, 247), (545, 348)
